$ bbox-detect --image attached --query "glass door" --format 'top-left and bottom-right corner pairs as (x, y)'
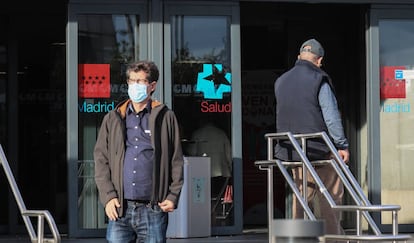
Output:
(163, 2), (242, 235)
(67, 1), (148, 237)
(369, 6), (414, 233)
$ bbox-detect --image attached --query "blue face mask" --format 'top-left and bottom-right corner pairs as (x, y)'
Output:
(128, 83), (148, 103)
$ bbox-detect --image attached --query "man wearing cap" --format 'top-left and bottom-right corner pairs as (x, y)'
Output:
(274, 38), (349, 241)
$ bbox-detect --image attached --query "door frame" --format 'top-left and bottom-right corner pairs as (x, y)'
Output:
(67, 0), (148, 237)
(163, 1), (242, 235)
(368, 4), (414, 233)
(67, 0), (242, 237)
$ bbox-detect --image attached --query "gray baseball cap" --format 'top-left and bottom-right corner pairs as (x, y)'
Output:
(300, 38), (325, 57)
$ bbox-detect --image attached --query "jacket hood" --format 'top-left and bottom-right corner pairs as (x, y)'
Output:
(115, 99), (163, 119)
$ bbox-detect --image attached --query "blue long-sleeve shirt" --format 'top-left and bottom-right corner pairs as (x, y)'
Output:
(318, 82), (349, 149)
(123, 102), (153, 201)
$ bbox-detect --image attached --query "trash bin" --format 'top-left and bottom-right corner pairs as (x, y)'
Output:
(273, 219), (325, 243)
(167, 156), (211, 238)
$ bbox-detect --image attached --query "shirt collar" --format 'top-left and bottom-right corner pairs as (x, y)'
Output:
(127, 99), (152, 115)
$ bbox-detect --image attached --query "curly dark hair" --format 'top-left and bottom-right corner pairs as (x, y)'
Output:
(126, 60), (159, 82)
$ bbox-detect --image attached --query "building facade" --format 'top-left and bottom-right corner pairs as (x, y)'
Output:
(1, 0), (414, 238)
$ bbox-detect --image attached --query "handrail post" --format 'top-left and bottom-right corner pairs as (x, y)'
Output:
(301, 137), (308, 220)
(37, 215), (44, 243)
(267, 136), (275, 243)
(356, 210), (362, 236)
(393, 210), (398, 236)
(392, 210), (398, 243)
(268, 165), (275, 243)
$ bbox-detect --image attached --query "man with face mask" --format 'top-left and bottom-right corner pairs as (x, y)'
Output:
(94, 60), (184, 243)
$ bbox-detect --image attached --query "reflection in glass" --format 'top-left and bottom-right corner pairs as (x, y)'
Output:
(379, 20), (414, 224)
(0, 42), (7, 225)
(77, 14), (139, 229)
(0, 44), (6, 147)
(171, 15), (234, 226)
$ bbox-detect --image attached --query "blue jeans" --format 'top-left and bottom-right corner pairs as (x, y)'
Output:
(106, 201), (168, 243)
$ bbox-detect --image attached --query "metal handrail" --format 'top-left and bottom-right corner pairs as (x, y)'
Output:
(255, 132), (412, 242)
(0, 144), (61, 243)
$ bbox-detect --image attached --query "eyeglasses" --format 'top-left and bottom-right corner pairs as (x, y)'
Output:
(127, 78), (149, 85)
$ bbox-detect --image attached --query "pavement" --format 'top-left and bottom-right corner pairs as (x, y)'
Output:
(0, 230), (268, 243)
(0, 227), (268, 242)
(1, 228), (413, 243)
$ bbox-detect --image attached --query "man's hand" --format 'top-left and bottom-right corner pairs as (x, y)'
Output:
(105, 198), (120, 221)
(158, 199), (175, 212)
(338, 148), (350, 163)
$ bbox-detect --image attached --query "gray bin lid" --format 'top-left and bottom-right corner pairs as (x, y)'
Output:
(272, 219), (325, 237)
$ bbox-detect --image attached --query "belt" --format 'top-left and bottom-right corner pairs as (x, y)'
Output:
(126, 199), (150, 205)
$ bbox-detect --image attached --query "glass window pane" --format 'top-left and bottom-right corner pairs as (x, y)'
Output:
(379, 19), (414, 224)
(171, 15), (234, 226)
(77, 14), (139, 229)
